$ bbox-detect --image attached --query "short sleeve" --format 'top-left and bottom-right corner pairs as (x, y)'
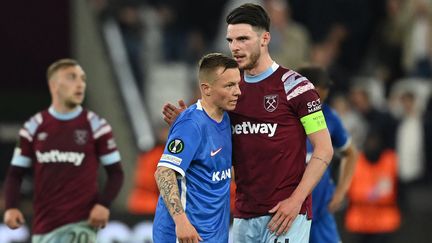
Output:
(158, 119), (201, 177)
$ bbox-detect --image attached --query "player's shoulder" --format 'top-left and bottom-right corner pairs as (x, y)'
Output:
(20, 110), (46, 137)
(177, 102), (202, 120)
(280, 69), (315, 101)
(85, 109), (111, 132)
(173, 103), (203, 129)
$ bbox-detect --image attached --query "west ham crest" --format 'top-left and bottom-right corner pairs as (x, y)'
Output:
(74, 129), (88, 145)
(264, 94), (279, 112)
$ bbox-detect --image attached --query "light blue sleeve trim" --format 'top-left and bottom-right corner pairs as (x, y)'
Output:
(100, 151), (121, 165)
(24, 119), (39, 136)
(158, 162), (185, 177)
(284, 76), (308, 94)
(11, 154), (32, 168)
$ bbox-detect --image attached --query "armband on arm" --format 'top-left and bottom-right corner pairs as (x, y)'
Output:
(300, 111), (327, 135)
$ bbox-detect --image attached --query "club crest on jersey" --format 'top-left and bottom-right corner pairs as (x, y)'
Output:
(37, 132), (48, 141)
(264, 94), (279, 112)
(74, 129), (88, 145)
(168, 139), (184, 154)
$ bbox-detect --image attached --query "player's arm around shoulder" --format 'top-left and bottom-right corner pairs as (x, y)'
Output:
(154, 166), (202, 242)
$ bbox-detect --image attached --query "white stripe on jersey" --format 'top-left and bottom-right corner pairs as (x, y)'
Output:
(93, 124), (112, 139)
(181, 176), (187, 211)
(19, 128), (33, 142)
(286, 82), (315, 101)
(88, 111), (108, 135)
(24, 113), (42, 136)
(282, 71), (308, 94)
(34, 112), (43, 124)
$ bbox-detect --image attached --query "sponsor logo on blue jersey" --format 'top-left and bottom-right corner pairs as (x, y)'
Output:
(212, 168), (231, 181)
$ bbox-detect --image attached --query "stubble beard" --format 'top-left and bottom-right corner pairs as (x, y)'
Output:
(242, 49), (260, 71)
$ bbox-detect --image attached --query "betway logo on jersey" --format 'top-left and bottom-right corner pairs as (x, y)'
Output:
(36, 150), (85, 166)
(307, 98), (321, 113)
(212, 168), (231, 182)
(232, 122), (278, 137)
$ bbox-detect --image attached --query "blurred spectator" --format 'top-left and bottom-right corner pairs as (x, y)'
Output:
(331, 93), (367, 150)
(127, 124), (169, 215)
(424, 96), (432, 185)
(362, 0), (406, 96)
(349, 82), (398, 150)
(116, 2), (146, 93)
(266, 0), (311, 70)
(155, 0), (228, 64)
(402, 0), (432, 78)
(395, 91), (426, 212)
(396, 91), (425, 185)
(345, 130), (401, 243)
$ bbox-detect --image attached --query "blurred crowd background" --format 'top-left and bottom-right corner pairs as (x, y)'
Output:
(1, 0), (432, 242)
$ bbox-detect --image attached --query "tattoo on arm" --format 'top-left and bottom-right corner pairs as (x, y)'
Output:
(155, 167), (184, 217)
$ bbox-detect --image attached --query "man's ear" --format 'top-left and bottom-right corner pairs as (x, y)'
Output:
(261, 31), (271, 46)
(201, 82), (211, 96)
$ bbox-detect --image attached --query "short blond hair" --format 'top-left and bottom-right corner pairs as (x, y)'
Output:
(46, 58), (80, 81)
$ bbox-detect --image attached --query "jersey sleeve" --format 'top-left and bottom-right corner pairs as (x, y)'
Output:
(158, 118), (201, 177)
(10, 113), (42, 168)
(286, 79), (327, 135)
(87, 111), (121, 166)
(328, 107), (351, 150)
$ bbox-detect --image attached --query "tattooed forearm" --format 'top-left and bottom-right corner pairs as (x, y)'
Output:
(155, 167), (184, 217)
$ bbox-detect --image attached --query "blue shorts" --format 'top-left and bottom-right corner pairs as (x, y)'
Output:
(232, 214), (311, 243)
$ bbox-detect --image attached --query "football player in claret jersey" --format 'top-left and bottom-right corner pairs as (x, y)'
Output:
(3, 59), (124, 243)
(298, 66), (358, 243)
(163, 3), (334, 243)
(152, 53), (241, 243)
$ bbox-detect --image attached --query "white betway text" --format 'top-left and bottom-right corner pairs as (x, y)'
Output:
(232, 122), (277, 137)
(36, 150), (85, 166)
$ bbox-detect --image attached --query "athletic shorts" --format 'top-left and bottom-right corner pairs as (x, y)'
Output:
(32, 221), (97, 243)
(232, 214), (311, 243)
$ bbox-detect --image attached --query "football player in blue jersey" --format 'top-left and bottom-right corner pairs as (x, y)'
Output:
(298, 66), (358, 243)
(152, 53), (241, 243)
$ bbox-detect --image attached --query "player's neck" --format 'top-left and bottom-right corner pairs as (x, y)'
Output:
(51, 102), (80, 114)
(245, 55), (274, 76)
(200, 99), (224, 123)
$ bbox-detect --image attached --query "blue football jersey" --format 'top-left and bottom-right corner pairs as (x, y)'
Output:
(307, 103), (350, 243)
(153, 100), (232, 243)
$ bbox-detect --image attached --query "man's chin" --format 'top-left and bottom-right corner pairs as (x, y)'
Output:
(65, 101), (83, 109)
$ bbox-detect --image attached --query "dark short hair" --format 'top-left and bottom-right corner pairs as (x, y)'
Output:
(198, 53), (238, 82)
(47, 58), (80, 81)
(296, 66), (333, 88)
(226, 3), (270, 32)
